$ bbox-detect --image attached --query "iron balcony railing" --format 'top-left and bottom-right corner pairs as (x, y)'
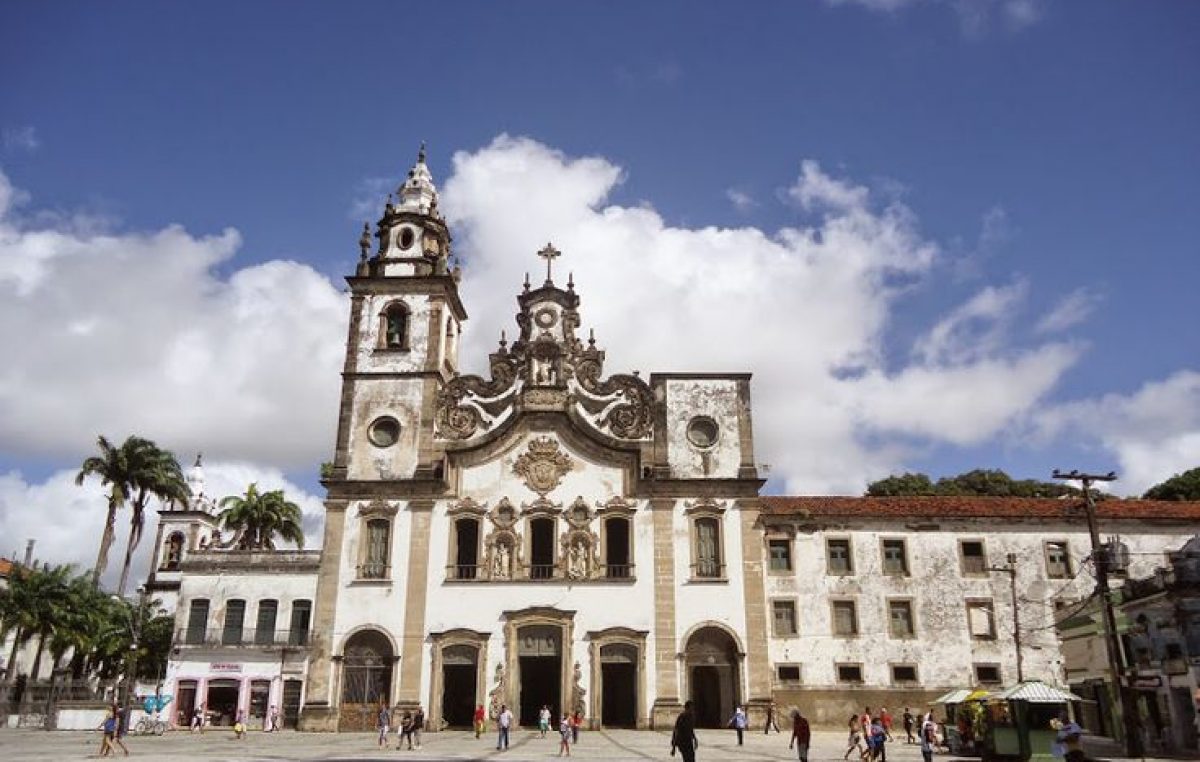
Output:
(356, 562), (390, 580)
(177, 627), (314, 648)
(444, 562), (636, 581)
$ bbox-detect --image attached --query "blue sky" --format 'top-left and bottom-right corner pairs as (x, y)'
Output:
(1, 0), (1199, 569)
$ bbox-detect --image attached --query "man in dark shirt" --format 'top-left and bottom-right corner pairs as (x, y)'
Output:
(671, 701), (698, 762)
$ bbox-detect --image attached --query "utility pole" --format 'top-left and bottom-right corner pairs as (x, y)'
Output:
(989, 553), (1023, 682)
(1052, 469), (1142, 757)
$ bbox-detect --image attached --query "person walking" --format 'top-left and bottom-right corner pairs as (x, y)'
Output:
(729, 704), (748, 746)
(99, 707), (129, 757)
(376, 702), (391, 748)
(412, 705), (425, 750)
(398, 708), (414, 750)
(920, 714), (938, 762)
(539, 704), (551, 737)
(234, 709), (247, 740)
(881, 707), (894, 741)
(766, 701), (781, 733)
(1051, 710), (1085, 762)
(670, 701), (698, 762)
(558, 714), (573, 756)
(903, 708), (915, 744)
(190, 705), (204, 733)
(474, 704), (486, 739)
(844, 713), (864, 760)
(790, 709), (811, 762)
(571, 709), (582, 744)
(268, 704), (280, 732)
(870, 716), (888, 762)
(496, 703), (513, 751)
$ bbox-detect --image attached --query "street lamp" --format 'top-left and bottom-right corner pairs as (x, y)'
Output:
(987, 552), (1023, 683)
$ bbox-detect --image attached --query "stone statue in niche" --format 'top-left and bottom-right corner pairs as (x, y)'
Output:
(488, 663), (506, 719)
(492, 542), (512, 580)
(570, 661), (587, 715)
(567, 537), (590, 579)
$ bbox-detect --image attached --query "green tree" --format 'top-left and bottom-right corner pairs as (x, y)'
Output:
(1143, 467), (1200, 500)
(866, 468), (1080, 498)
(217, 483), (305, 550)
(0, 563), (73, 678)
(76, 435), (189, 595)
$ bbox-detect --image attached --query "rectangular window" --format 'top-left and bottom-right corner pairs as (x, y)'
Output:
(288, 599), (312, 646)
(185, 599), (209, 645)
(254, 600), (278, 645)
(768, 539), (793, 573)
(222, 599), (246, 645)
(960, 540), (987, 575)
(892, 664), (919, 684)
(967, 599), (997, 639)
(974, 664), (1002, 684)
(837, 663), (864, 683)
(776, 664), (802, 684)
(362, 519), (390, 579)
(888, 599), (915, 638)
(604, 517), (632, 579)
(772, 600), (798, 637)
(1045, 541), (1071, 579)
(827, 538), (853, 575)
(694, 517), (723, 578)
(832, 600), (859, 637)
(882, 539), (909, 576)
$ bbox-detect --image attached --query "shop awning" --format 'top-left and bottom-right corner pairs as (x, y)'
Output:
(994, 681), (1083, 703)
(934, 689), (972, 704)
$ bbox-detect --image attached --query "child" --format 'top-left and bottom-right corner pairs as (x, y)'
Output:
(558, 714), (572, 756)
(234, 709), (247, 740)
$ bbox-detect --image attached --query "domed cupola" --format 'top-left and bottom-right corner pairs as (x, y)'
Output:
(357, 144), (454, 279)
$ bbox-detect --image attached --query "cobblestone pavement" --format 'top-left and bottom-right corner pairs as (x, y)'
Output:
(0, 727), (1186, 762)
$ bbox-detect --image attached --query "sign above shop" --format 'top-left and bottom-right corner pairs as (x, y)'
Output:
(210, 663), (243, 673)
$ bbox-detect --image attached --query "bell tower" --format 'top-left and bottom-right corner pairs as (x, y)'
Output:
(329, 145), (467, 483)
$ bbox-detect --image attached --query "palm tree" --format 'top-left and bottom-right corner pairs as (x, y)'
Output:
(0, 563), (74, 679)
(115, 445), (188, 596)
(76, 435), (189, 594)
(217, 484), (305, 550)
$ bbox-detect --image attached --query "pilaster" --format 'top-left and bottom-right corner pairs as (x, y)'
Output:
(299, 499), (348, 731)
(737, 498), (772, 726)
(650, 498), (681, 728)
(397, 499), (435, 706)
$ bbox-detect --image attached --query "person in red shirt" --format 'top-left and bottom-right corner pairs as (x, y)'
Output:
(473, 705), (485, 739)
(790, 709), (812, 762)
(881, 707), (894, 741)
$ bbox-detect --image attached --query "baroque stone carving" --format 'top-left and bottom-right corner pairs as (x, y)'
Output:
(513, 437), (572, 497)
(488, 663), (507, 719)
(431, 253), (655, 442)
(570, 661), (587, 715)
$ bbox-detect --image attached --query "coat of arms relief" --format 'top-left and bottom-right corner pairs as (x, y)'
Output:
(512, 437), (573, 497)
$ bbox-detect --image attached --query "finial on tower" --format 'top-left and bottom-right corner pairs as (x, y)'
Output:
(358, 223), (371, 260)
(537, 242), (561, 285)
(523, 272), (531, 292)
(500, 329), (508, 349)
(194, 452), (203, 467)
(418, 141), (427, 164)
(567, 271), (575, 291)
(588, 328), (595, 347)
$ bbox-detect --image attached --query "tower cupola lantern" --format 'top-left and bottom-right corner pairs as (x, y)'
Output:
(357, 143), (453, 279)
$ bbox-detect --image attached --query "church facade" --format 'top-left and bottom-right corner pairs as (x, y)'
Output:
(146, 150), (1200, 733)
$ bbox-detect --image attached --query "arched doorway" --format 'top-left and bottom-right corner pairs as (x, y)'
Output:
(684, 626), (740, 728)
(440, 644), (479, 728)
(600, 643), (638, 727)
(517, 624), (562, 726)
(339, 629), (394, 731)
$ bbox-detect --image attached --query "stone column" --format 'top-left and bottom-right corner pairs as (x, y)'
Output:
(650, 498), (681, 728)
(397, 500), (434, 708)
(298, 499), (347, 731)
(737, 499), (772, 727)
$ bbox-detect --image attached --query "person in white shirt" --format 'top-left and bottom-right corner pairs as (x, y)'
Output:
(496, 704), (513, 751)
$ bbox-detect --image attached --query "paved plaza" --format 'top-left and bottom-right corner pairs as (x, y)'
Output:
(0, 727), (1181, 762)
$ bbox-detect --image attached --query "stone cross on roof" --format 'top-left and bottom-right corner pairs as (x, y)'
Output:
(537, 242), (560, 285)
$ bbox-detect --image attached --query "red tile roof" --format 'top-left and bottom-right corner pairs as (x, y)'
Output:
(0, 558), (12, 579)
(761, 496), (1200, 521)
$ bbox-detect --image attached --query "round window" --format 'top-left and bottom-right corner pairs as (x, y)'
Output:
(686, 416), (720, 449)
(368, 416), (402, 448)
(398, 227), (416, 250)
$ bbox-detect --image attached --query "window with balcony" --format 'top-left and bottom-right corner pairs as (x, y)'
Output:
(288, 599), (312, 646)
(453, 518), (480, 580)
(882, 539), (909, 576)
(529, 517), (556, 579)
(255, 599), (278, 645)
(223, 599), (246, 645)
(185, 599), (209, 645)
(832, 600), (859, 637)
(960, 540), (987, 575)
(360, 518), (390, 579)
(827, 538), (853, 575)
(604, 516), (632, 578)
